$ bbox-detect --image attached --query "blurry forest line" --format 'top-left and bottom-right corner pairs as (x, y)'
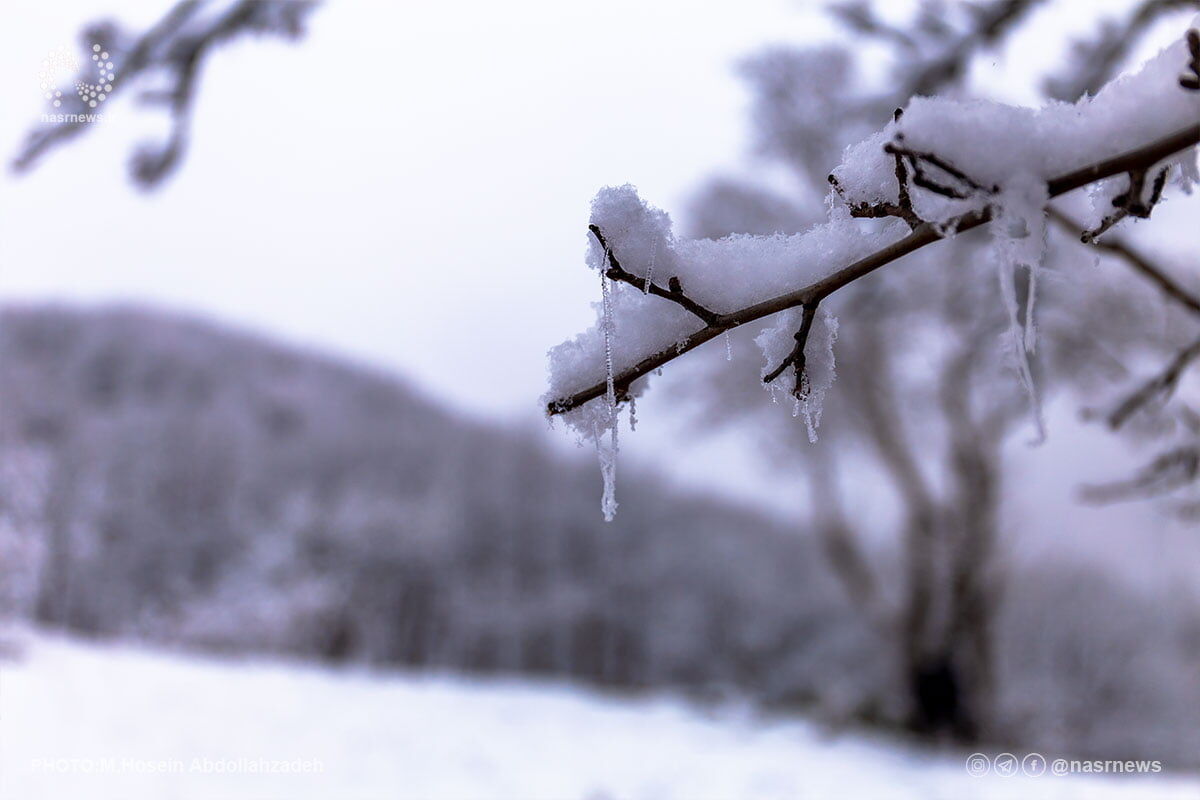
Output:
(0, 304), (1197, 767)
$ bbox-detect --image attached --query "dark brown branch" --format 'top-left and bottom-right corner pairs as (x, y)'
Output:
(830, 115), (925, 229)
(588, 224), (722, 327)
(762, 302), (820, 398)
(885, 140), (999, 199)
(546, 122), (1200, 416)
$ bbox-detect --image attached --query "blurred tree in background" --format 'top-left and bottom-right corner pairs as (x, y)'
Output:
(680, 0), (1200, 746)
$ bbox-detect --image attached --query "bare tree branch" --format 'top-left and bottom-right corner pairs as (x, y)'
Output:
(11, 0), (317, 189)
(900, 0), (1046, 98)
(1081, 445), (1200, 502)
(1106, 336), (1200, 429)
(831, 108), (926, 229)
(547, 122), (1200, 416)
(1046, 0), (1200, 100)
(1049, 208), (1200, 430)
(1048, 207), (1200, 316)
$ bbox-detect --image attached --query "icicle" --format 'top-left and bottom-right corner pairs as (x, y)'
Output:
(643, 238), (657, 294)
(992, 175), (1048, 444)
(1023, 261), (1038, 354)
(801, 408), (819, 443)
(797, 373), (821, 444)
(600, 269), (616, 409)
(591, 418), (618, 521)
(598, 267), (619, 520)
(724, 331), (733, 361)
(998, 263), (1045, 443)
(792, 396), (801, 417)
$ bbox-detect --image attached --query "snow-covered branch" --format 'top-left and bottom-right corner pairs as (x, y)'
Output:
(546, 20), (1200, 517)
(546, 122), (1199, 419)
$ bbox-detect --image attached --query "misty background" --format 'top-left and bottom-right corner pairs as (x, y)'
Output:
(1, 0), (1200, 797)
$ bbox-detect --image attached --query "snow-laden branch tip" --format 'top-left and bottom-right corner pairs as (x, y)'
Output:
(545, 20), (1200, 518)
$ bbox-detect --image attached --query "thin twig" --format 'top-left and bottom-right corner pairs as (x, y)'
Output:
(11, 0), (316, 188)
(1081, 166), (1169, 243)
(831, 110), (925, 229)
(1081, 445), (1200, 502)
(1049, 207), (1200, 428)
(1048, 207), (1200, 316)
(763, 303), (820, 398)
(885, 140), (1000, 199)
(1106, 336), (1200, 429)
(587, 224), (722, 327)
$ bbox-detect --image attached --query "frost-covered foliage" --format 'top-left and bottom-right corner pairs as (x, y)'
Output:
(547, 17), (1200, 516)
(0, 305), (875, 703)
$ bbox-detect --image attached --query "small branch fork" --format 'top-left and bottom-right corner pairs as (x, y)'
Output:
(831, 110), (927, 229)
(884, 139), (1000, 201)
(1080, 166), (1170, 243)
(547, 121), (1200, 417)
(588, 224), (722, 327)
(762, 302), (820, 399)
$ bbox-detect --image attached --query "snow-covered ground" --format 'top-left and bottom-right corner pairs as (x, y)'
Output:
(1, 629), (1196, 800)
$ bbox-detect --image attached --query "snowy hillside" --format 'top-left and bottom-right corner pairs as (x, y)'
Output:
(1, 630), (1196, 800)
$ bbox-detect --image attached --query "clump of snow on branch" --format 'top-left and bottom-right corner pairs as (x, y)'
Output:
(832, 21), (1200, 230)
